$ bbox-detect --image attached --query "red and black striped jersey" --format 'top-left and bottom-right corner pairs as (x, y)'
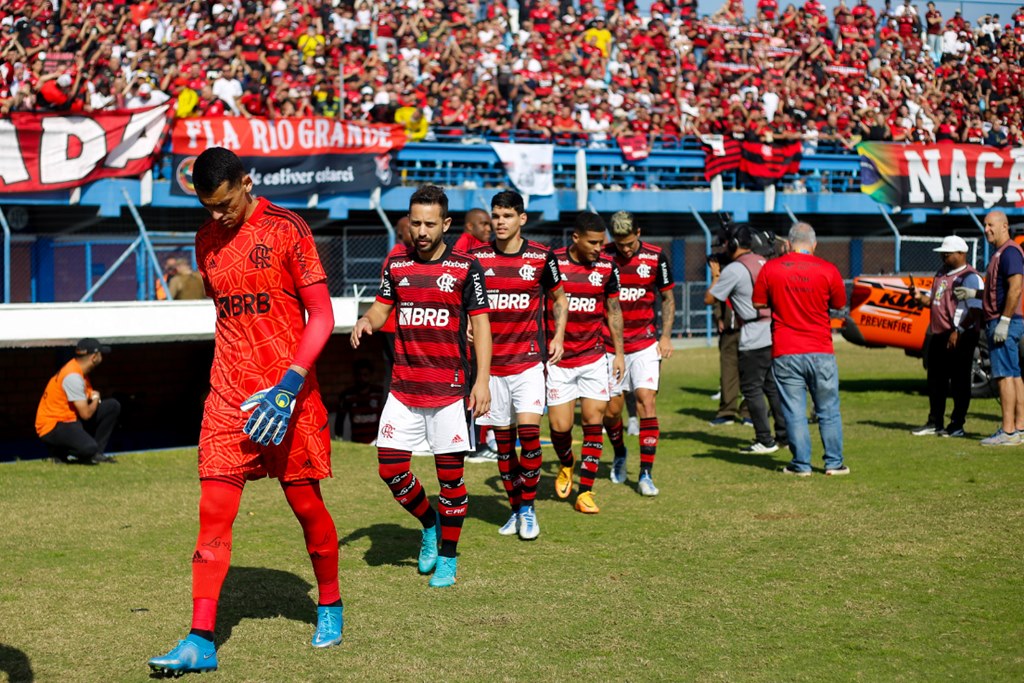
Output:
(377, 245), (489, 408)
(549, 247), (619, 368)
(602, 241), (674, 354)
(196, 197), (326, 413)
(471, 239), (563, 377)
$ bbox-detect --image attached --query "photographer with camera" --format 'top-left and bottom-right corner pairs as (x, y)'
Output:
(705, 222), (788, 454)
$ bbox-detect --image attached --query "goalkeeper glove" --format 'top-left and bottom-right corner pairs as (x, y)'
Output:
(953, 286), (978, 301)
(994, 316), (1012, 344)
(241, 369), (304, 446)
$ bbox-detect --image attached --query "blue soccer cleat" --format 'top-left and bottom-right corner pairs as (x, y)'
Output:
(610, 452), (627, 484)
(418, 523), (439, 574)
(518, 505), (540, 540)
(148, 634), (218, 676)
(429, 556), (458, 588)
(311, 604), (344, 648)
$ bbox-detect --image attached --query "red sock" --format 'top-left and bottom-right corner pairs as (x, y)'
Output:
(550, 428), (574, 467)
(378, 448), (432, 521)
(604, 418), (626, 458)
(639, 417), (659, 473)
(282, 479), (340, 605)
(435, 452), (468, 557)
(517, 424), (542, 505)
(476, 424), (490, 449)
(494, 428), (521, 510)
(579, 424), (603, 493)
(191, 475), (245, 633)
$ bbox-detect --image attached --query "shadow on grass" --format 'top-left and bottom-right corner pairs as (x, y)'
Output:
(858, 419), (920, 432)
(661, 430), (747, 450)
(840, 378), (926, 394)
(340, 523), (418, 569)
(691, 448), (788, 472)
(0, 644), (33, 683)
(676, 407), (719, 422)
(214, 566), (316, 648)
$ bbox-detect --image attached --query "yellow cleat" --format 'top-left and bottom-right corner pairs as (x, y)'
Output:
(555, 462), (574, 499)
(574, 490), (600, 514)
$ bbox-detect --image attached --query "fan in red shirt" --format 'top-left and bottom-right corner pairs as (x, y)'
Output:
(148, 148), (343, 676)
(351, 185), (492, 589)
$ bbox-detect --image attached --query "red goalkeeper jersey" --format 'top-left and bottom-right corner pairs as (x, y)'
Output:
(196, 197), (327, 411)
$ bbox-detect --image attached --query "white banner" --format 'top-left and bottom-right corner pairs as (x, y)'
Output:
(491, 142), (554, 197)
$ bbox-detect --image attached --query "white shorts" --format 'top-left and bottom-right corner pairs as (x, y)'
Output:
(607, 344), (662, 397)
(376, 394), (471, 454)
(477, 364), (546, 427)
(546, 356), (610, 406)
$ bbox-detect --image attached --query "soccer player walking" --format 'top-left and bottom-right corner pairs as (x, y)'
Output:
(471, 190), (567, 539)
(150, 148), (343, 676)
(351, 185), (491, 587)
(601, 212), (675, 496)
(548, 212), (625, 514)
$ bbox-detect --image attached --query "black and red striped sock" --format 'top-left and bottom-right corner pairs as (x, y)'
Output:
(378, 448), (433, 524)
(517, 424), (543, 505)
(604, 418), (626, 458)
(579, 424), (603, 493)
(282, 479), (340, 605)
(639, 417), (659, 474)
(191, 474), (245, 635)
(494, 427), (521, 511)
(550, 428), (574, 467)
(435, 452), (468, 557)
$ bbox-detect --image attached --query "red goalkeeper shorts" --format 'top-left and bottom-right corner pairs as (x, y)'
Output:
(198, 388), (332, 482)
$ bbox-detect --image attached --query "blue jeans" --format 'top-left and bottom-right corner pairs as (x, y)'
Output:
(772, 354), (844, 472)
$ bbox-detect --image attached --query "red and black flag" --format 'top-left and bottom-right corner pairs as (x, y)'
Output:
(740, 138), (802, 186)
(699, 134), (742, 181)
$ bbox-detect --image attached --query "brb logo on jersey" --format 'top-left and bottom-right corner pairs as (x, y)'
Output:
(489, 292), (530, 310)
(249, 245), (272, 269)
(519, 263), (536, 281)
(216, 293), (271, 318)
(637, 263), (652, 278)
(620, 287), (647, 302)
(399, 306), (450, 327)
(437, 272), (457, 293)
(588, 270), (604, 287)
(567, 295), (597, 312)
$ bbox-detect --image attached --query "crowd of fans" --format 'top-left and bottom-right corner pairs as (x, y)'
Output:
(0, 0), (1021, 153)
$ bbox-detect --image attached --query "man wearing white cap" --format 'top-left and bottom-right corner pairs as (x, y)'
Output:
(908, 235), (983, 437)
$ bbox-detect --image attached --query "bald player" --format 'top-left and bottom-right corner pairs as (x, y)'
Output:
(455, 208), (492, 252)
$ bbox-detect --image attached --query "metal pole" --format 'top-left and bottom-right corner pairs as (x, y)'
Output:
(0, 207), (11, 303)
(370, 186), (395, 251)
(783, 205), (799, 227)
(877, 205), (902, 273)
(689, 206), (714, 345)
(79, 236), (144, 302)
(121, 188), (173, 300)
(965, 206), (989, 265)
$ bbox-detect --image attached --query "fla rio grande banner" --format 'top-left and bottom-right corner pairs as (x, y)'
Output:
(0, 105), (170, 193)
(858, 141), (1024, 208)
(170, 117), (406, 198)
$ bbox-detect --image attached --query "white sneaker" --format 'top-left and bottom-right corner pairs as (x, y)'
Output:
(627, 416), (640, 436)
(711, 391), (722, 401)
(466, 447), (499, 463)
(497, 511), (520, 536)
(518, 506), (539, 540)
(638, 472), (659, 497)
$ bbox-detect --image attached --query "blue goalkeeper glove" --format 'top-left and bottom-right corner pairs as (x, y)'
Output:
(240, 369), (304, 446)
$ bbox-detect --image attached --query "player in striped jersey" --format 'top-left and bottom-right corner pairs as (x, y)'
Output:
(601, 212), (676, 497)
(351, 185), (491, 588)
(547, 212), (625, 515)
(471, 190), (567, 540)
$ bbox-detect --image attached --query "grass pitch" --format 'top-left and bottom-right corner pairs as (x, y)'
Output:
(1, 342), (1022, 682)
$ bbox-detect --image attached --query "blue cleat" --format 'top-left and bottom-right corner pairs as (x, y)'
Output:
(148, 634), (218, 676)
(610, 452), (627, 484)
(418, 523), (439, 574)
(429, 556), (458, 588)
(518, 505), (540, 540)
(311, 604), (344, 648)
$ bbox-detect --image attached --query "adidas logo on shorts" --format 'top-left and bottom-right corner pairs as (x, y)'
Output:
(451, 434), (464, 445)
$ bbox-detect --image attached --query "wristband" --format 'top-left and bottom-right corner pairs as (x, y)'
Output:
(1001, 316), (1012, 323)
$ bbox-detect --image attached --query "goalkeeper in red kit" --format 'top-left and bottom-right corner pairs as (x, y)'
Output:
(149, 148), (343, 676)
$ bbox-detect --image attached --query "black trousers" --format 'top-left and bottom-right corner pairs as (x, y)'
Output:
(927, 329), (979, 429)
(40, 398), (120, 462)
(738, 346), (787, 445)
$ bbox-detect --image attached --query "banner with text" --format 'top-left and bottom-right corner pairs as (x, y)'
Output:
(0, 106), (169, 193)
(858, 141), (1024, 208)
(491, 142), (554, 196)
(169, 117), (406, 197)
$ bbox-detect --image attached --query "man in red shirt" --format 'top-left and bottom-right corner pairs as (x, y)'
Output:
(149, 148), (343, 675)
(752, 222), (848, 476)
(351, 185), (492, 588)
(453, 208), (491, 253)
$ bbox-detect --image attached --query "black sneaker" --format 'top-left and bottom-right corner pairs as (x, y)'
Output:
(911, 423), (939, 436)
(941, 425), (966, 438)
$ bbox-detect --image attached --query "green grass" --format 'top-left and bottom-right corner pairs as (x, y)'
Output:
(1, 342), (1023, 682)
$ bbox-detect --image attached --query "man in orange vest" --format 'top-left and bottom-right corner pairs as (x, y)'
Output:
(35, 338), (120, 464)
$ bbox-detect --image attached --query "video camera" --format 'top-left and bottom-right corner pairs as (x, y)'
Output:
(707, 213), (779, 266)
